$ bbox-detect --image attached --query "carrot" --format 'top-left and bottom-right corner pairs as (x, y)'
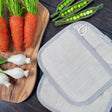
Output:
(6, 0), (24, 51)
(24, 13), (38, 48)
(9, 15), (24, 51)
(0, 0), (9, 52)
(22, 0), (39, 48)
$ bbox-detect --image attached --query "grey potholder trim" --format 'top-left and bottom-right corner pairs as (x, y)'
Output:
(37, 75), (59, 112)
(38, 21), (112, 106)
(37, 75), (112, 112)
(105, 96), (112, 112)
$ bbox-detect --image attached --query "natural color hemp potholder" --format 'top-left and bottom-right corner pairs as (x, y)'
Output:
(37, 21), (112, 112)
(37, 75), (112, 112)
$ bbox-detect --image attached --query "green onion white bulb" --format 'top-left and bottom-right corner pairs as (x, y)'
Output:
(4, 67), (29, 79)
(7, 54), (31, 66)
(0, 73), (11, 88)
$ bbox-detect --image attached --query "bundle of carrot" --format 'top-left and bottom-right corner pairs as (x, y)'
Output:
(22, 0), (39, 48)
(5, 0), (24, 51)
(0, 0), (9, 52)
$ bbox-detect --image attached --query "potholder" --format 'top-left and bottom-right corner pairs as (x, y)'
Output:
(37, 75), (112, 112)
(38, 21), (112, 105)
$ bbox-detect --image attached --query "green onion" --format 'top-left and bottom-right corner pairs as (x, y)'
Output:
(0, 58), (7, 64)
(0, 68), (4, 73)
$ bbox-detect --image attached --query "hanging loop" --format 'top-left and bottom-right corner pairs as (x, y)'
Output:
(78, 24), (88, 36)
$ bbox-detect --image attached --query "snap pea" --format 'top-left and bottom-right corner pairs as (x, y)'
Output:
(51, 0), (75, 18)
(55, 3), (103, 26)
(52, 0), (94, 22)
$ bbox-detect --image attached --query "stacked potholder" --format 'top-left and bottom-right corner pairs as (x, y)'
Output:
(37, 21), (112, 112)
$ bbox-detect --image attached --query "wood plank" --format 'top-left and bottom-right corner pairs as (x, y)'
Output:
(0, 2), (49, 103)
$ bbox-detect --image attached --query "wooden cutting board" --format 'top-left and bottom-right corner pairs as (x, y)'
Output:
(0, 2), (49, 103)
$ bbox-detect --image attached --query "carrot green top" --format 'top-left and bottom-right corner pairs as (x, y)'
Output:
(21, 0), (39, 15)
(5, 0), (23, 16)
(0, 0), (5, 17)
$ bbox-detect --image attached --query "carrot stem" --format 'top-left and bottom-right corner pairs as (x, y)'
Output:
(21, 0), (39, 15)
(5, 0), (23, 16)
(0, 0), (4, 17)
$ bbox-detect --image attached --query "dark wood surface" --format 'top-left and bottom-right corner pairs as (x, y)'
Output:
(0, 0), (112, 112)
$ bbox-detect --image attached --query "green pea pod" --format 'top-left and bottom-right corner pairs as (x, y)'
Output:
(55, 3), (103, 26)
(52, 0), (94, 22)
(0, 58), (7, 64)
(51, 0), (75, 18)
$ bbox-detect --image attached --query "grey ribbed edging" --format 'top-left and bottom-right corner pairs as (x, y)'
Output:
(37, 75), (59, 112)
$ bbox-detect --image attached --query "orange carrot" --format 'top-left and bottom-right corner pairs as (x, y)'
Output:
(10, 16), (24, 51)
(22, 0), (39, 48)
(0, 18), (9, 52)
(24, 13), (38, 48)
(6, 0), (23, 51)
(0, 1), (9, 52)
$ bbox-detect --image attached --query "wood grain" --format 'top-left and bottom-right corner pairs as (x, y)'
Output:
(0, 2), (49, 103)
